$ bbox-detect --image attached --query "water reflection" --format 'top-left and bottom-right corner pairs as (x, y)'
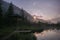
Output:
(34, 29), (60, 40)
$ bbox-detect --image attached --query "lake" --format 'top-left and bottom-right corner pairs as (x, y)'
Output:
(34, 29), (60, 40)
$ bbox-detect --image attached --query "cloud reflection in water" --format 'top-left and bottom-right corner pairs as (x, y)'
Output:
(34, 29), (60, 40)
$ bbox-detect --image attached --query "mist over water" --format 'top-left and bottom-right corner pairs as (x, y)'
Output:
(34, 29), (60, 40)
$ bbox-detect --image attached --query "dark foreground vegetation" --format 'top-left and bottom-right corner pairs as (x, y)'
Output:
(0, 0), (60, 40)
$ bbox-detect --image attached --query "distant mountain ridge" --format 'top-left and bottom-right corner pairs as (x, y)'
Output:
(49, 17), (60, 23)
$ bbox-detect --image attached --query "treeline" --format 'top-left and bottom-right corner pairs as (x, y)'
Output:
(37, 21), (60, 30)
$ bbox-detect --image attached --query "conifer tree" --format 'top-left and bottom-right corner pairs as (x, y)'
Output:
(0, 0), (3, 24)
(6, 2), (14, 25)
(20, 8), (24, 20)
(7, 2), (14, 17)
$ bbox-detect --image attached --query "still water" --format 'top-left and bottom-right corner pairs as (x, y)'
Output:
(34, 29), (60, 40)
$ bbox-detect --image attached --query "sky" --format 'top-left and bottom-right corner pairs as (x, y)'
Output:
(4, 0), (60, 20)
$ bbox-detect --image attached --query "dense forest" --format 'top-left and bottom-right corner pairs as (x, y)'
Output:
(0, 0), (60, 40)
